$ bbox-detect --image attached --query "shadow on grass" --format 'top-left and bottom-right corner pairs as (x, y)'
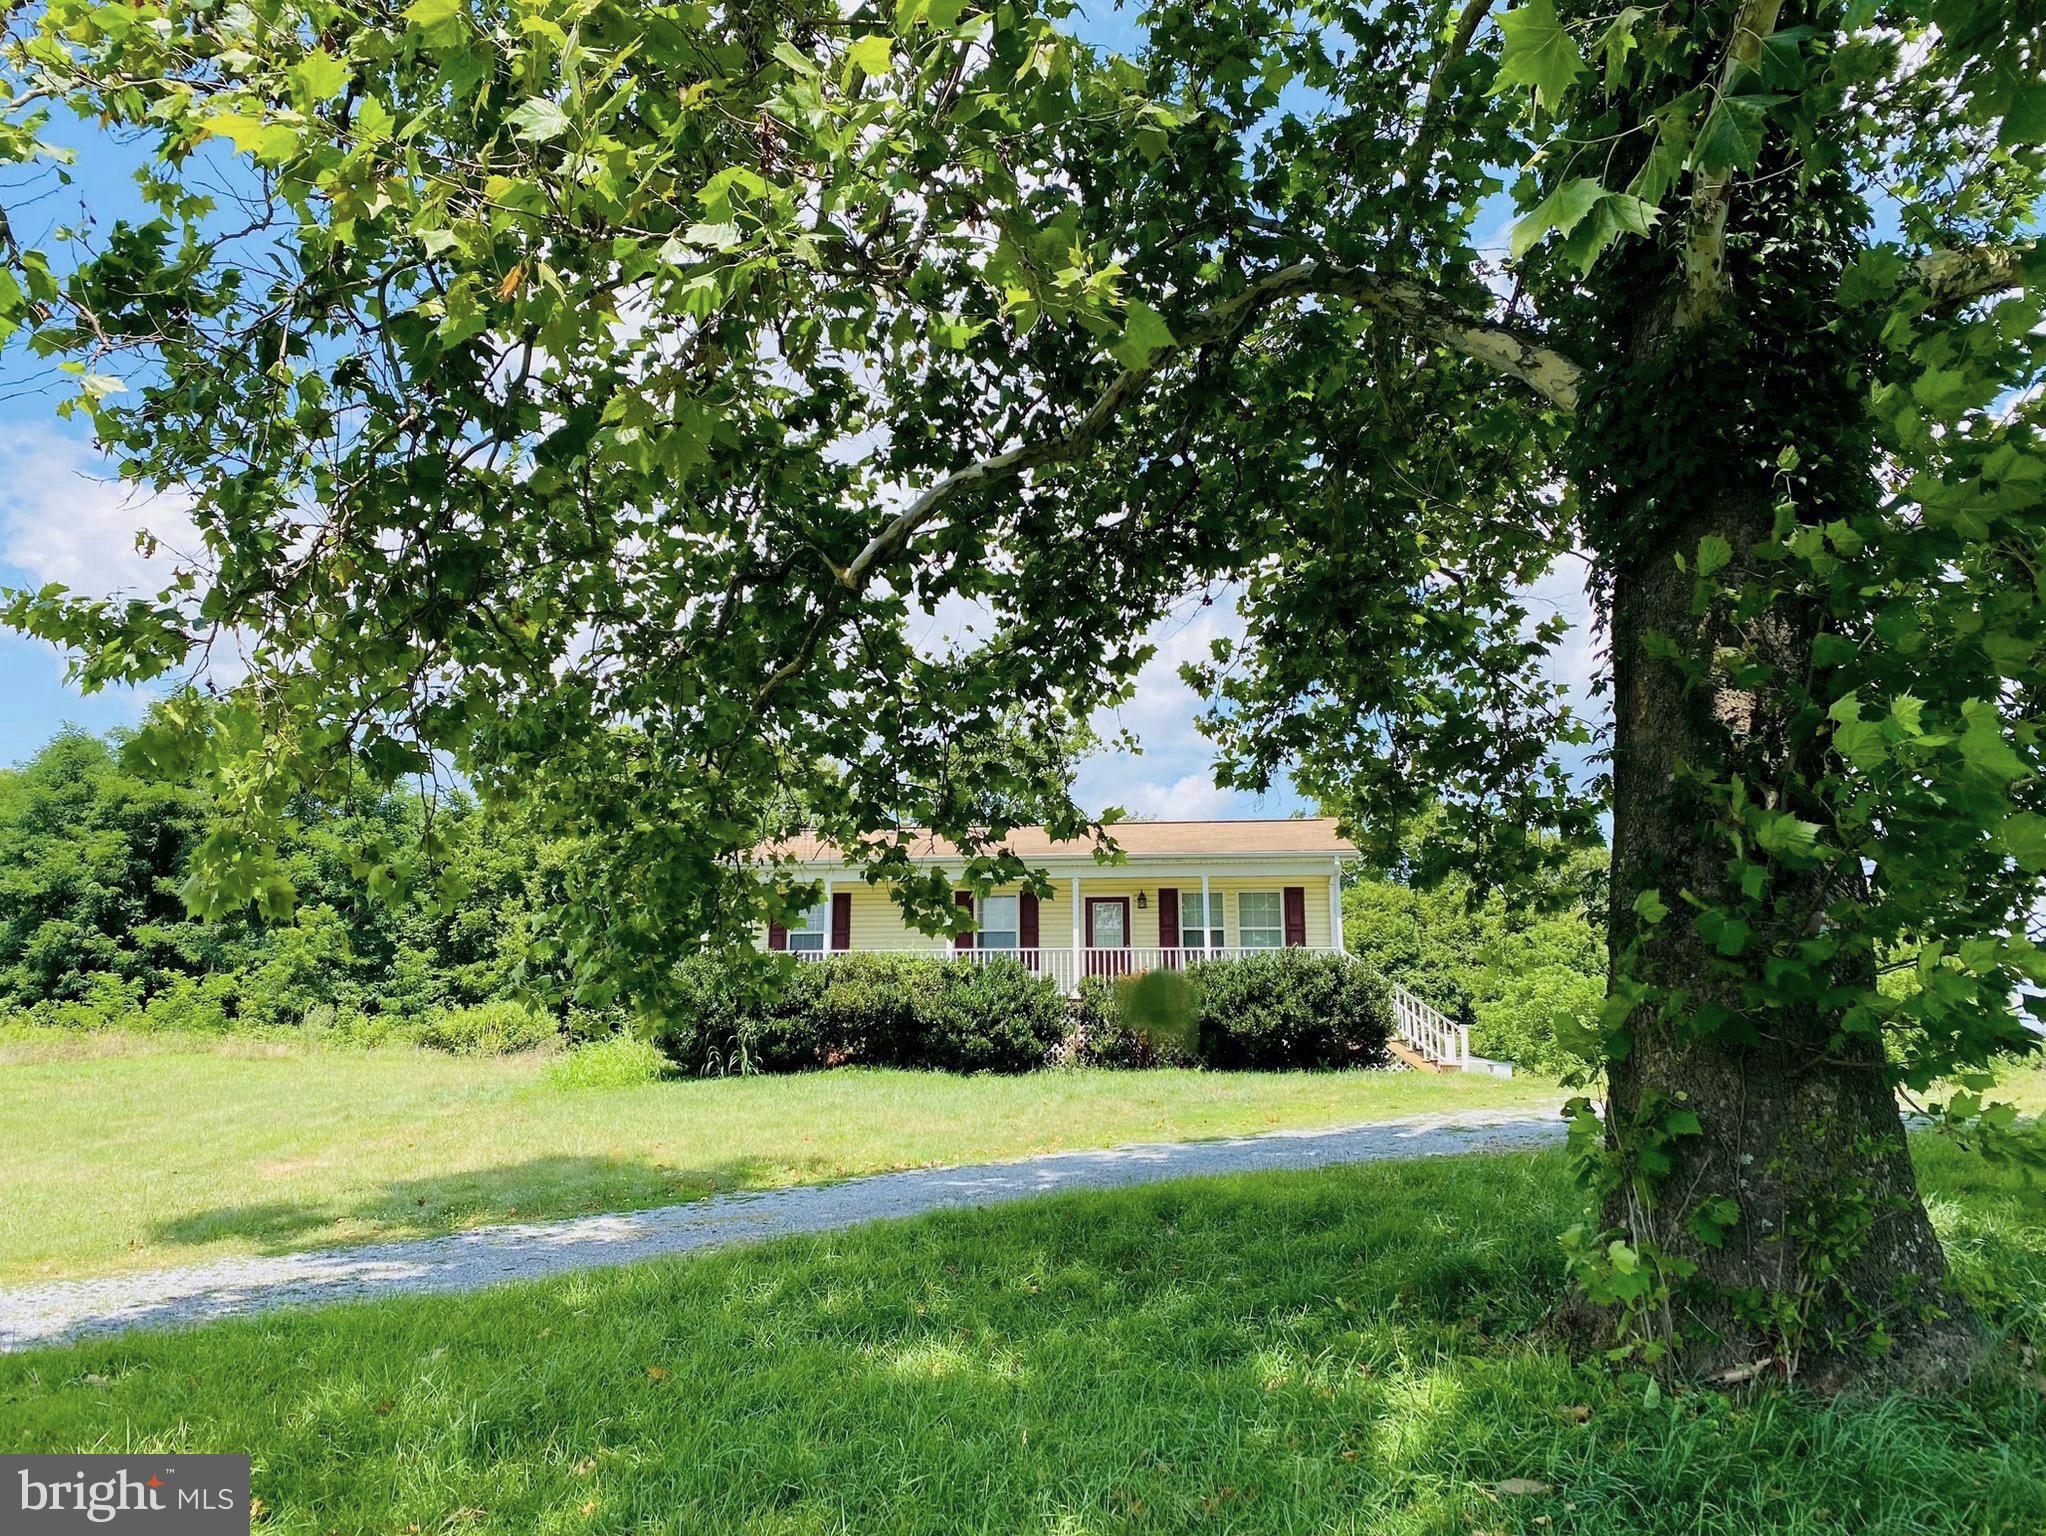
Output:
(145, 1154), (782, 1257)
(9, 1149), (2044, 1534)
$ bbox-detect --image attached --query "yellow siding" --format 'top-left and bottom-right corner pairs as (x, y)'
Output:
(760, 874), (1333, 952)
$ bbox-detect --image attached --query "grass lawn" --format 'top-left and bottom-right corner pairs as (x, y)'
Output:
(0, 1033), (1560, 1282)
(2, 1135), (2039, 1534)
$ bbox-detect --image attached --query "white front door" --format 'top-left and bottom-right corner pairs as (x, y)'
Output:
(1086, 898), (1129, 977)
(1089, 899), (1124, 946)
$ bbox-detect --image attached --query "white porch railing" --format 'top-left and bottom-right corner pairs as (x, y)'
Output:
(784, 944), (1471, 1067)
(788, 944), (1338, 997)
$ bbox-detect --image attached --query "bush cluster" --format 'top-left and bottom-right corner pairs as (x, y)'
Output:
(545, 1033), (671, 1089)
(1069, 973), (1198, 1067)
(656, 950), (1395, 1077)
(1188, 950), (1395, 1068)
(658, 954), (1069, 1075)
(1072, 951), (1393, 1070)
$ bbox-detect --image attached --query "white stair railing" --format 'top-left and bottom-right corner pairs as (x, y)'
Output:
(1387, 982), (1468, 1068)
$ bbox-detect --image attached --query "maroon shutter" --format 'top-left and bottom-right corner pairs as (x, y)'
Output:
(830, 892), (852, 952)
(1157, 887), (1180, 963)
(1283, 886), (1307, 947)
(767, 923), (788, 951)
(954, 890), (975, 951)
(1019, 892), (1040, 970)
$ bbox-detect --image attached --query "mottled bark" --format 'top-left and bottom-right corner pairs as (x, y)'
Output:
(1602, 476), (1960, 1378)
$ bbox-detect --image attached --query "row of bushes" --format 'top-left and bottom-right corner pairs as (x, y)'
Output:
(656, 949), (1396, 1075)
(14, 948), (1402, 1076)
(16, 978), (589, 1055)
(1070, 951), (1395, 1070)
(659, 954), (1070, 1074)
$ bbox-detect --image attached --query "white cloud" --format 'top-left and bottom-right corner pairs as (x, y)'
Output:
(1073, 588), (1306, 819)
(0, 431), (199, 597)
(1518, 553), (1603, 716)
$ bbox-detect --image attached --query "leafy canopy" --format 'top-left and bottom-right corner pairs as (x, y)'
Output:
(0, 0), (2039, 1129)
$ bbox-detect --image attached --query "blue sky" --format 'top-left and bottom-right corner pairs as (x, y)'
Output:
(0, 3), (1600, 821)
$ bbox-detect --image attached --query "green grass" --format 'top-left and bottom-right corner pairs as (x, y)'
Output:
(0, 1033), (1559, 1282)
(1981, 1055), (2046, 1116)
(2, 1137), (2039, 1534)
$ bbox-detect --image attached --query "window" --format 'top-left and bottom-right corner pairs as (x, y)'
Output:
(1237, 891), (1284, 948)
(978, 894), (1020, 950)
(788, 900), (829, 953)
(1179, 891), (1224, 951)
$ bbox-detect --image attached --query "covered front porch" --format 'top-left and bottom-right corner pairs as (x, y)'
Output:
(774, 864), (1347, 998)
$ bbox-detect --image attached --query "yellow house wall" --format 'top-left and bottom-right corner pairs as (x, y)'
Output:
(760, 873), (1333, 951)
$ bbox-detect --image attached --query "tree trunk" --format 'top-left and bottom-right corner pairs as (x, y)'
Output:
(1602, 488), (1961, 1382)
(1587, 171), (1970, 1383)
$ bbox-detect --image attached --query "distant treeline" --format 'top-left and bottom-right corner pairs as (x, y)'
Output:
(0, 724), (605, 1039)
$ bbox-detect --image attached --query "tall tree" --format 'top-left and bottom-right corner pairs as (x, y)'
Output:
(1, 0), (2039, 1377)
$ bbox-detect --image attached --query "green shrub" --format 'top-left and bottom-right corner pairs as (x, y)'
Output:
(544, 1033), (670, 1089)
(660, 953), (770, 1071)
(137, 973), (239, 1034)
(299, 1003), (414, 1049)
(1070, 974), (1199, 1068)
(1188, 950), (1394, 1070)
(1470, 966), (1602, 1075)
(24, 972), (143, 1031)
(415, 999), (562, 1055)
(654, 954), (1064, 1075)
(918, 960), (1069, 1073)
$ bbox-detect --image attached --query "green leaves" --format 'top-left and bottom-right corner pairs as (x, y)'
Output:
(1108, 299), (1174, 371)
(508, 98), (572, 144)
(1509, 177), (1603, 260)
(846, 35), (893, 77)
(1492, 0), (1586, 115)
(1510, 178), (1658, 272)
(1694, 534), (1732, 578)
(1958, 701), (2030, 784)
(1999, 814), (2046, 873)
(1692, 94), (1775, 175)
(400, 0), (463, 34)
(1749, 809), (1822, 863)
(289, 48), (350, 104)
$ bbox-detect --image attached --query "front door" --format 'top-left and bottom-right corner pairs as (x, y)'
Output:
(1086, 898), (1130, 977)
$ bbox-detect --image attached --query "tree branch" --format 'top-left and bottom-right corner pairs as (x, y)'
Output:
(741, 260), (1580, 718)
(1920, 242), (2038, 311)
(838, 260), (1580, 593)
(1676, 0), (1785, 330)
(1400, 0), (1497, 189)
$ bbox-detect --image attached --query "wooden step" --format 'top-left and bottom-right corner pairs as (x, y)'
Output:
(1388, 1039), (1458, 1073)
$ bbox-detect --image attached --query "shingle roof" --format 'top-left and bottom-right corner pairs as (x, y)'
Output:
(763, 818), (1354, 863)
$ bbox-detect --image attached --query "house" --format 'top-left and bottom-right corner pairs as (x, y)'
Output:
(755, 817), (1489, 1073)
(760, 818), (1353, 989)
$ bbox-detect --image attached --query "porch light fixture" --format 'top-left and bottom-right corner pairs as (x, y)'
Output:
(1136, 891), (1148, 909)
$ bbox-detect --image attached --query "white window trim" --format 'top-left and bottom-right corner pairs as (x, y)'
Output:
(788, 899), (830, 953)
(1179, 889), (1223, 950)
(1237, 890), (1285, 949)
(977, 893), (1020, 951)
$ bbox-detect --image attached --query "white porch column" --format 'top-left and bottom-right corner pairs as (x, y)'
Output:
(1329, 863), (1343, 955)
(822, 875), (833, 951)
(1071, 875), (1083, 982)
(1200, 871), (1213, 956)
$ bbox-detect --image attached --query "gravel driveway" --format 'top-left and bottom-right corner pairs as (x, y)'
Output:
(0, 1105), (1563, 1353)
